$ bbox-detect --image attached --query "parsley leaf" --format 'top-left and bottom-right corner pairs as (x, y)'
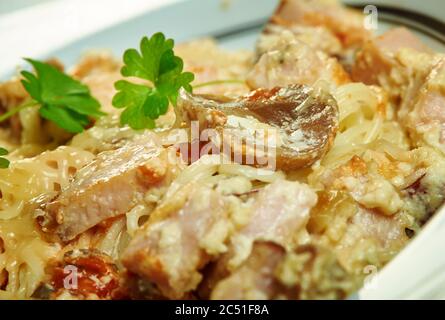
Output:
(112, 33), (194, 129)
(0, 147), (10, 168)
(19, 58), (105, 133)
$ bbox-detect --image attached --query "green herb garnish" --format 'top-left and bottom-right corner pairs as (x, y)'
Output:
(0, 59), (104, 133)
(112, 32), (194, 129)
(0, 147), (10, 168)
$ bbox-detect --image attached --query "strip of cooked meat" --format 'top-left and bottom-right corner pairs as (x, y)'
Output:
(0, 59), (68, 142)
(247, 34), (349, 90)
(38, 136), (184, 242)
(210, 241), (286, 300)
(121, 182), (230, 299)
(351, 27), (432, 96)
(229, 179), (317, 262)
(175, 38), (252, 97)
(71, 53), (122, 115)
(401, 58), (445, 154)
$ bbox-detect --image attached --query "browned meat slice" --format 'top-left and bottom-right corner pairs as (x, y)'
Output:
(247, 36), (350, 90)
(350, 207), (408, 249)
(256, 23), (342, 58)
(121, 183), (230, 299)
(401, 147), (445, 225)
(0, 59), (68, 142)
(351, 27), (432, 93)
(38, 137), (183, 242)
(401, 59), (445, 153)
(33, 249), (120, 300)
(211, 241), (356, 300)
(272, 0), (370, 48)
(331, 206), (410, 273)
(229, 180), (316, 269)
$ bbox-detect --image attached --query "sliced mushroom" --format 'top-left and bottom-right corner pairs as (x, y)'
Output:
(176, 84), (338, 170)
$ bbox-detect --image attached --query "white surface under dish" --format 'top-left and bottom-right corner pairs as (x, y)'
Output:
(1, 0), (445, 299)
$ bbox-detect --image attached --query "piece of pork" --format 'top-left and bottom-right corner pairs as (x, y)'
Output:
(229, 179), (317, 264)
(33, 249), (120, 300)
(271, 0), (371, 49)
(198, 179), (317, 298)
(38, 136), (184, 242)
(350, 207), (408, 249)
(351, 27), (432, 95)
(332, 206), (409, 273)
(211, 241), (356, 300)
(256, 23), (342, 59)
(402, 58), (445, 154)
(79, 71), (122, 115)
(70, 53), (123, 115)
(71, 52), (121, 79)
(400, 147), (445, 225)
(309, 157), (410, 272)
(175, 38), (252, 97)
(121, 183), (230, 299)
(247, 33), (349, 90)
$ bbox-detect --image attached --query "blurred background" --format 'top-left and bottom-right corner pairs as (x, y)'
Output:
(1, 0), (444, 77)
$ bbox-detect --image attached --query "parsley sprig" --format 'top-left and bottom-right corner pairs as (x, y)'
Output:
(0, 59), (104, 133)
(112, 33), (194, 129)
(0, 147), (9, 168)
(0, 34), (244, 134)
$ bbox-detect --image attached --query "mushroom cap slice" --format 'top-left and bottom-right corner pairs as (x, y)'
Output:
(177, 84), (338, 170)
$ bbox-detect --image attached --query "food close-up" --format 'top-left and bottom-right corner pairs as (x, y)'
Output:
(0, 0), (444, 300)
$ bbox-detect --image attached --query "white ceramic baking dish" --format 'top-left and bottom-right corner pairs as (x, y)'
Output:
(1, 0), (444, 299)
